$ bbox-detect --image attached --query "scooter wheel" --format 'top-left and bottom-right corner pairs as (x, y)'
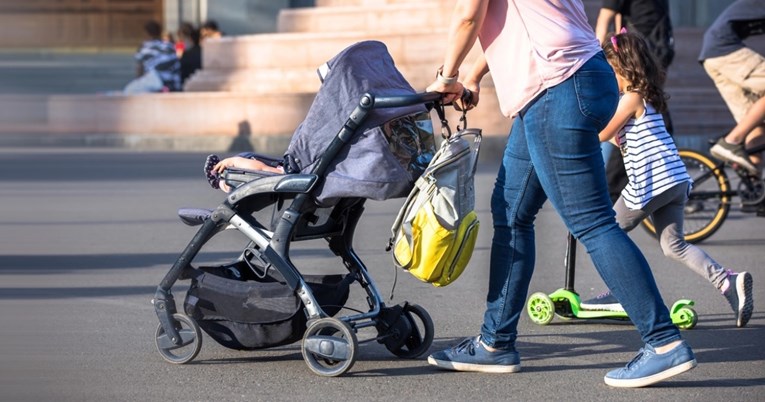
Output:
(527, 292), (555, 325)
(673, 307), (698, 330)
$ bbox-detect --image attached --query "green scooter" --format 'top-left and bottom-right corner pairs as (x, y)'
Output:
(526, 232), (698, 329)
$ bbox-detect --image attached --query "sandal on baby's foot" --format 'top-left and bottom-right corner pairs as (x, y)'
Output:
(204, 154), (221, 189)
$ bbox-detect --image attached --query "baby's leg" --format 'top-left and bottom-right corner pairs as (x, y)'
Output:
(204, 154), (221, 189)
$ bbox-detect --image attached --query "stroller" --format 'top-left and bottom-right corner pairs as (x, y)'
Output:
(152, 41), (450, 377)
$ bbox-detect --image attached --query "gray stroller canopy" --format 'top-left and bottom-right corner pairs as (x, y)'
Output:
(284, 40), (433, 205)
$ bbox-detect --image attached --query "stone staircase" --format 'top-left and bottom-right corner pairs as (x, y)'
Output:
(0, 0), (751, 154)
(177, 0), (751, 146)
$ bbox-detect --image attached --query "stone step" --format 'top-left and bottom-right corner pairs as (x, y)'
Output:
(200, 30), (472, 71)
(0, 87), (510, 139)
(278, 3), (452, 33)
(185, 61), (450, 93)
(316, 0), (441, 7)
(190, 32), (484, 92)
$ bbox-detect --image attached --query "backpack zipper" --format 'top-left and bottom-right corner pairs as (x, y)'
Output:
(445, 217), (479, 283)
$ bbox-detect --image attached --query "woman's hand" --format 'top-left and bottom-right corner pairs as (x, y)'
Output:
(426, 79), (465, 105)
(457, 79), (480, 110)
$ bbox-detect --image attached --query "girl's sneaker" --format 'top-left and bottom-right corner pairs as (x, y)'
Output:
(580, 291), (625, 312)
(722, 271), (754, 327)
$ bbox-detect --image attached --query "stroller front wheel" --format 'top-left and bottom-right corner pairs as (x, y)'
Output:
(155, 313), (202, 364)
(301, 318), (358, 377)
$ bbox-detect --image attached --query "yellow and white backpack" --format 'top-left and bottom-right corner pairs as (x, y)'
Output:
(388, 127), (481, 287)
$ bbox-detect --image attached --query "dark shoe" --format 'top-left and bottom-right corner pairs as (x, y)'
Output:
(741, 203), (759, 213)
(580, 291), (625, 312)
(710, 138), (758, 175)
(427, 336), (521, 373)
(723, 271), (754, 327)
(204, 154), (220, 189)
(604, 341), (696, 388)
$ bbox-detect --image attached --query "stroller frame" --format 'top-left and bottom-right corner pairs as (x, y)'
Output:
(153, 92), (441, 376)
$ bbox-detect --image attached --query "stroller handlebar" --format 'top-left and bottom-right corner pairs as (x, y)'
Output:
(371, 90), (472, 109)
(371, 92), (443, 108)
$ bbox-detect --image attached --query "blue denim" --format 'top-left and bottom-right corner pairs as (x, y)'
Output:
(480, 52), (681, 350)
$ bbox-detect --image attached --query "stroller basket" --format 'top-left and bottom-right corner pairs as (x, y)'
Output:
(184, 263), (350, 350)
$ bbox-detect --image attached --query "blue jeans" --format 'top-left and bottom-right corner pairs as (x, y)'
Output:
(480, 52), (680, 350)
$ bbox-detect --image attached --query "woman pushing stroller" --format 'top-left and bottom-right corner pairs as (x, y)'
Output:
(424, 0), (696, 388)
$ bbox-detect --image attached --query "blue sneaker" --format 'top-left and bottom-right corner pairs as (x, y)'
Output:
(604, 341), (697, 388)
(427, 336), (521, 373)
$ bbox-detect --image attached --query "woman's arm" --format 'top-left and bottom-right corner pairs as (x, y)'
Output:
(426, 0), (489, 103)
(599, 92), (642, 142)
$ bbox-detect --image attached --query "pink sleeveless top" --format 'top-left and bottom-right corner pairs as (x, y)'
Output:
(479, 0), (602, 117)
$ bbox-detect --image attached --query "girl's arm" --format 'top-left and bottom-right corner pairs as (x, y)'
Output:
(599, 92), (643, 143)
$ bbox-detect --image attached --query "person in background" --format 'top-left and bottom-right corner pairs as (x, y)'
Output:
(594, 0), (675, 204)
(702, 0), (765, 180)
(200, 20), (224, 42)
(423, 0), (696, 388)
(582, 31), (754, 328)
(178, 22), (202, 87)
(124, 20), (181, 94)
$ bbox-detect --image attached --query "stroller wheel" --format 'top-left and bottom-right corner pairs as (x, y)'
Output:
(384, 303), (434, 359)
(155, 313), (202, 364)
(301, 318), (358, 377)
(526, 292), (555, 325)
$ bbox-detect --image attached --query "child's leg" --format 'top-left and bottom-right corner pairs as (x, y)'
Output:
(612, 196), (649, 232)
(650, 182), (727, 289)
(652, 181), (753, 326)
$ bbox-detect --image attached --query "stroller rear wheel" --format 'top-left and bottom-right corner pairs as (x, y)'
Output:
(384, 303), (434, 359)
(301, 318), (358, 377)
(155, 313), (202, 364)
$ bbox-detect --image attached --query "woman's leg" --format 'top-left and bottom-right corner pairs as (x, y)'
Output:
(479, 113), (548, 350)
(524, 53), (679, 347)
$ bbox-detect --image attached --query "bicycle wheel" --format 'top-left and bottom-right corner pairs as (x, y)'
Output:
(641, 149), (730, 244)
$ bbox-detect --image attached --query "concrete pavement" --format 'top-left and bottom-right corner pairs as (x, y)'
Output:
(0, 148), (763, 401)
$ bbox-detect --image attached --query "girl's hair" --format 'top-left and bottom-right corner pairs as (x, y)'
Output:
(603, 32), (669, 113)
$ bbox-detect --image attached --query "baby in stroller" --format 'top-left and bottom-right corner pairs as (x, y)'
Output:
(152, 40), (446, 376)
(204, 154), (284, 192)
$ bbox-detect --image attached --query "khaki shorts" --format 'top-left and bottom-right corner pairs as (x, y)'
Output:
(703, 47), (765, 122)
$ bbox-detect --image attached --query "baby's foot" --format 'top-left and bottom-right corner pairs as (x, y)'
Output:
(204, 154), (220, 189)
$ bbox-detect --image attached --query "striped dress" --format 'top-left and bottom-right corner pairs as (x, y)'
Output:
(616, 99), (691, 210)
